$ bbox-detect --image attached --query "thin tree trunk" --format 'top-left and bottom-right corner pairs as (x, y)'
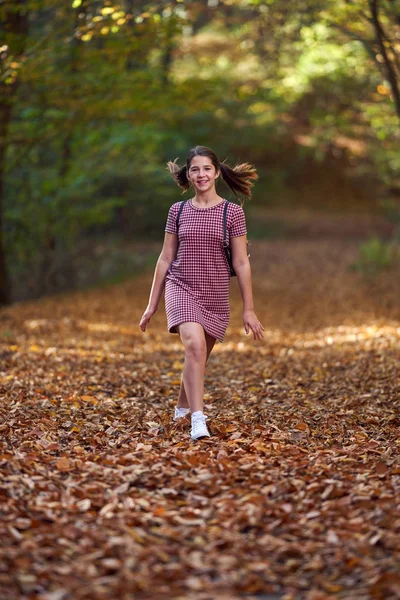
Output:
(0, 102), (12, 304)
(0, 1), (29, 305)
(124, 0), (147, 71)
(369, 0), (400, 121)
(191, 0), (211, 35)
(161, 18), (176, 87)
(40, 5), (81, 294)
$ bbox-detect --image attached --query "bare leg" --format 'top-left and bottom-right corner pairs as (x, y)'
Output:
(176, 323), (216, 413)
(177, 329), (216, 409)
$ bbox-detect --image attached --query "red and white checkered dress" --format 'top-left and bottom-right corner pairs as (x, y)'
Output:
(164, 199), (247, 342)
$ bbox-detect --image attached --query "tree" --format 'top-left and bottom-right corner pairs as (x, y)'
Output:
(320, 0), (400, 122)
(0, 1), (29, 305)
(369, 0), (400, 121)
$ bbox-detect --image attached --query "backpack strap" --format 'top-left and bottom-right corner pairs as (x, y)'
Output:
(223, 200), (236, 277)
(176, 200), (187, 232)
(223, 200), (229, 248)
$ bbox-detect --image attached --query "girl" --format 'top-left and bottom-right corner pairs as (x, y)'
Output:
(139, 146), (264, 440)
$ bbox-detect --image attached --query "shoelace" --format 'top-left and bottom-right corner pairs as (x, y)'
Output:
(191, 417), (207, 431)
(175, 408), (189, 416)
(192, 416), (207, 424)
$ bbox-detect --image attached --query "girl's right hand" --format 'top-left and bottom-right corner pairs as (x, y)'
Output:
(139, 306), (157, 332)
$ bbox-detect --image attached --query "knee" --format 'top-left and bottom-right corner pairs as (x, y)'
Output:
(184, 335), (207, 363)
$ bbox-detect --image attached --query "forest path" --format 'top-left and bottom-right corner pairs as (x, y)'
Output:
(1, 235), (400, 599)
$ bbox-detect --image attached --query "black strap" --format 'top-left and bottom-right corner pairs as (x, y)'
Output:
(223, 201), (236, 276)
(223, 200), (229, 247)
(176, 200), (187, 231)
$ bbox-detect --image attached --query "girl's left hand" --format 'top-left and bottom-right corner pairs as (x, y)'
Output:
(139, 305), (157, 332)
(243, 310), (265, 340)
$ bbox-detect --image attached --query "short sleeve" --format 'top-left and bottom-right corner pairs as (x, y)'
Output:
(230, 205), (247, 237)
(165, 203), (179, 235)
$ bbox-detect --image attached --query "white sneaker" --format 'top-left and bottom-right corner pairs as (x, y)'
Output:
(191, 411), (210, 440)
(174, 407), (190, 421)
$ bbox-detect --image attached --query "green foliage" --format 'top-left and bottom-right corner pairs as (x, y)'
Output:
(2, 0), (400, 299)
(351, 236), (397, 276)
(381, 199), (400, 228)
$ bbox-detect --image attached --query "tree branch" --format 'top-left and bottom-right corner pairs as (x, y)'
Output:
(369, 0), (400, 121)
(330, 23), (382, 73)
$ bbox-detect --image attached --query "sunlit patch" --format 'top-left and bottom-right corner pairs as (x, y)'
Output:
(293, 324), (400, 349)
(24, 319), (49, 329)
(84, 322), (121, 333)
(213, 322), (400, 354)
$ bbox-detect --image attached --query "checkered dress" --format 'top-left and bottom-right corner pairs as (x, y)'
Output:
(164, 199), (247, 342)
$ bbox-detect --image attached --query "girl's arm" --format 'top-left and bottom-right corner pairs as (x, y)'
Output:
(139, 232), (178, 332)
(231, 235), (264, 340)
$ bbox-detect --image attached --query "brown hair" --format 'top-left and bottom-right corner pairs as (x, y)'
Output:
(167, 145), (258, 200)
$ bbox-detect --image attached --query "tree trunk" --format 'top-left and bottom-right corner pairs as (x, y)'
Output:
(0, 1), (29, 305)
(191, 0), (212, 35)
(161, 18), (176, 87)
(124, 0), (148, 71)
(0, 102), (12, 304)
(39, 5), (82, 294)
(369, 0), (400, 122)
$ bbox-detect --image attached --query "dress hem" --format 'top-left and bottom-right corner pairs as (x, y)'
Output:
(168, 321), (223, 343)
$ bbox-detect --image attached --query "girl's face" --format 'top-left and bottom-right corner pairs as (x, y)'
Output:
(187, 156), (219, 193)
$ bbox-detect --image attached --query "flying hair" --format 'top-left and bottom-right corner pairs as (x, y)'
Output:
(167, 145), (258, 200)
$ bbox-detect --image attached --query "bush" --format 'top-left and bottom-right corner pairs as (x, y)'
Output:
(351, 236), (397, 276)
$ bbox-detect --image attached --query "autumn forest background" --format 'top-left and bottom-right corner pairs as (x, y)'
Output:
(1, 0), (400, 302)
(1, 1), (400, 599)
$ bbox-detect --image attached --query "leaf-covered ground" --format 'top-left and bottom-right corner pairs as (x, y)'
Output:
(1, 233), (400, 600)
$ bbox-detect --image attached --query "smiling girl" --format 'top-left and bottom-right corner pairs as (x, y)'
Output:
(139, 146), (264, 440)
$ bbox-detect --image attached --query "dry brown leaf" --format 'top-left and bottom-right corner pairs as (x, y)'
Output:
(2, 231), (400, 599)
(55, 457), (71, 471)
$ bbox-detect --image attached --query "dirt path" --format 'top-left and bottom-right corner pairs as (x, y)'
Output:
(1, 238), (399, 599)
